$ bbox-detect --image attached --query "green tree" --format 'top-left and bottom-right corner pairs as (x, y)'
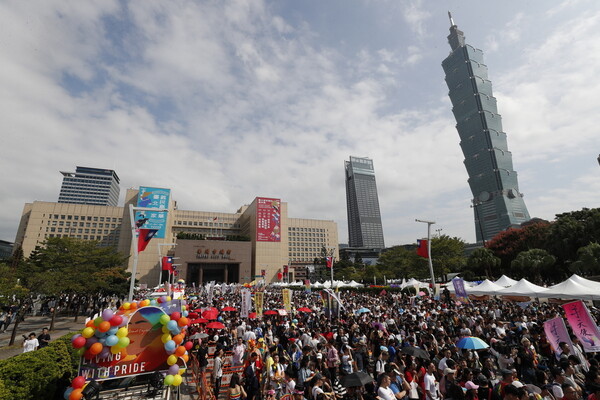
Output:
(430, 235), (466, 280)
(547, 208), (600, 267)
(465, 247), (501, 279)
(376, 246), (429, 280)
(486, 222), (551, 270)
(0, 262), (31, 346)
(511, 249), (556, 283)
(570, 242), (600, 276)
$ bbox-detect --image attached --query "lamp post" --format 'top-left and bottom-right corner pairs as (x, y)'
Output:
(128, 204), (169, 302)
(157, 243), (177, 287)
(415, 219), (436, 287)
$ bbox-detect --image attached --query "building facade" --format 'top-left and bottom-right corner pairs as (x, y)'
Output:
(442, 16), (530, 243)
(58, 166), (120, 206)
(345, 156), (385, 249)
(14, 189), (338, 286)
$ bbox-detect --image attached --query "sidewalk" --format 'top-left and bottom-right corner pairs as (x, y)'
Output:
(0, 314), (83, 360)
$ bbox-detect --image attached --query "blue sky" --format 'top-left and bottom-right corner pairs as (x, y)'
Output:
(2, 0), (600, 247)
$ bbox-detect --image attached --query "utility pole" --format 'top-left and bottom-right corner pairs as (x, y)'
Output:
(415, 219), (436, 287)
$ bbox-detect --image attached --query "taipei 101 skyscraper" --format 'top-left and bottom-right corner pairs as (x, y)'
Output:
(442, 13), (530, 243)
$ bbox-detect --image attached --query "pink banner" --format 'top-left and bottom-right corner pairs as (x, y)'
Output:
(544, 317), (574, 357)
(256, 197), (281, 242)
(562, 300), (600, 352)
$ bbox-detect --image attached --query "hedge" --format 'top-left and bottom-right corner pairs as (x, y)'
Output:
(0, 332), (79, 400)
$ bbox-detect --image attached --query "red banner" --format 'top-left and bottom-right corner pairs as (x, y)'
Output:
(256, 198), (281, 242)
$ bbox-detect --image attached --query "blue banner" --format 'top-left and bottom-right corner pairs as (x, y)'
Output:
(452, 277), (469, 304)
(136, 187), (170, 239)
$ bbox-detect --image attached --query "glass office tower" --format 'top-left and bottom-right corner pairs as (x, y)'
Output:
(58, 166), (120, 206)
(442, 15), (530, 243)
(345, 156), (385, 248)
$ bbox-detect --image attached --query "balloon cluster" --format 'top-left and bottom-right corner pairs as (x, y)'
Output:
(63, 375), (86, 400)
(71, 307), (130, 360)
(157, 296), (192, 386)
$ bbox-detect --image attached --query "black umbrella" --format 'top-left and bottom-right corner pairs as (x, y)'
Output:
(400, 346), (430, 360)
(340, 371), (373, 387)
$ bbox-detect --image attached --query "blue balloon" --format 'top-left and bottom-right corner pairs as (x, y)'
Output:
(105, 335), (119, 347)
(64, 387), (73, 400)
(164, 340), (176, 352)
(150, 299), (158, 306)
(94, 329), (107, 338)
(108, 327), (118, 335)
(183, 311), (189, 317)
(167, 320), (178, 332)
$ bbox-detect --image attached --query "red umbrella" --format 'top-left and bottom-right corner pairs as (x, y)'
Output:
(248, 312), (257, 319)
(206, 321), (226, 330)
(264, 310), (278, 315)
(191, 318), (208, 325)
(187, 312), (199, 319)
(202, 310), (218, 320)
(221, 306), (237, 312)
(297, 307), (312, 313)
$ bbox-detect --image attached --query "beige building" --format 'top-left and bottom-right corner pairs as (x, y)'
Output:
(14, 188), (338, 286)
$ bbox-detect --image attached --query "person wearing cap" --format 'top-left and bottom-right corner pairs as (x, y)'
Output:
(465, 381), (480, 400)
(294, 384), (308, 400)
(376, 346), (389, 378)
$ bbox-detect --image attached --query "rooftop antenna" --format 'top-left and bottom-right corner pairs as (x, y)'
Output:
(448, 11), (455, 27)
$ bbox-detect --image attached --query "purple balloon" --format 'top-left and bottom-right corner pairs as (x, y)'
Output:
(168, 364), (179, 375)
(99, 347), (111, 359)
(118, 316), (129, 327)
(166, 348), (175, 355)
(86, 337), (99, 346)
(102, 309), (114, 321)
(160, 296), (167, 303)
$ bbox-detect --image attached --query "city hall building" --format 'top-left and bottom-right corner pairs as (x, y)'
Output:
(14, 188), (338, 287)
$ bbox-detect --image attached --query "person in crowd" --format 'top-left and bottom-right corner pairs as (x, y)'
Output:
(228, 373), (247, 400)
(23, 332), (39, 352)
(38, 327), (51, 349)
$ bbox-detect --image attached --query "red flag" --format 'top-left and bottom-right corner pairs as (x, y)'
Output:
(416, 239), (428, 258)
(137, 228), (158, 252)
(326, 256), (333, 268)
(277, 272), (283, 281)
(161, 256), (173, 272)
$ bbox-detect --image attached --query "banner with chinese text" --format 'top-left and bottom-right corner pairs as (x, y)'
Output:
(136, 187), (170, 238)
(544, 317), (574, 357)
(256, 197), (281, 242)
(563, 300), (600, 352)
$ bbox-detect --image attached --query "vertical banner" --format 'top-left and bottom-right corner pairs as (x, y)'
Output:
(135, 187), (171, 238)
(452, 278), (469, 304)
(256, 198), (281, 242)
(433, 284), (441, 301)
(240, 289), (251, 319)
(282, 289), (292, 313)
(304, 279), (311, 293)
(254, 292), (264, 317)
(563, 300), (600, 352)
(207, 284), (214, 305)
(544, 317), (574, 357)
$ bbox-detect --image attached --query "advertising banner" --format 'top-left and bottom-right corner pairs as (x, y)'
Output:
(544, 317), (574, 357)
(452, 277), (469, 304)
(78, 306), (186, 381)
(256, 197), (281, 242)
(135, 187), (170, 239)
(254, 292), (264, 317)
(240, 289), (251, 319)
(282, 289), (292, 313)
(563, 300), (600, 352)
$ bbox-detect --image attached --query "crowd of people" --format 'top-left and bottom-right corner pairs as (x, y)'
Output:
(182, 287), (600, 400)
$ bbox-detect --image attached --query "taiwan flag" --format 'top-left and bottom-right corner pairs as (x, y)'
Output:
(161, 256), (173, 272)
(137, 228), (158, 252)
(325, 256), (333, 268)
(416, 239), (428, 258)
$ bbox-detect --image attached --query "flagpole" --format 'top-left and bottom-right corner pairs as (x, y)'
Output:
(416, 219), (436, 287)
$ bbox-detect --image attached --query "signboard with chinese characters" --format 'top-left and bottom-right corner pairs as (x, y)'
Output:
(563, 300), (600, 352)
(256, 197), (281, 242)
(135, 187), (171, 238)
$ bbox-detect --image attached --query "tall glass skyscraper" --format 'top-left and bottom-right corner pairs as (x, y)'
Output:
(58, 166), (120, 206)
(345, 156), (385, 248)
(442, 14), (530, 243)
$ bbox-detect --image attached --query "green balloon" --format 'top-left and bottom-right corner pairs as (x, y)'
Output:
(160, 314), (170, 325)
(118, 336), (130, 348)
(94, 317), (103, 326)
(164, 374), (174, 386)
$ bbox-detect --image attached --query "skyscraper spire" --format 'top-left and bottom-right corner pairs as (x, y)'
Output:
(447, 11), (465, 51)
(448, 11), (455, 27)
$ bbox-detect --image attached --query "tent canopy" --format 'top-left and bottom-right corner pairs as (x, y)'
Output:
(496, 278), (547, 297)
(468, 279), (504, 295)
(494, 275), (518, 287)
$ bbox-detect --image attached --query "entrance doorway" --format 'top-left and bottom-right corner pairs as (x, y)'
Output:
(187, 263), (240, 285)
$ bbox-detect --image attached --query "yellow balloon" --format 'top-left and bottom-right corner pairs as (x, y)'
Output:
(116, 327), (128, 338)
(172, 374), (183, 386)
(161, 333), (172, 344)
(178, 368), (186, 375)
(110, 345), (121, 354)
(82, 327), (95, 338)
(167, 355), (178, 366)
(165, 296), (172, 302)
(182, 305), (187, 311)
(123, 302), (131, 310)
(162, 325), (170, 334)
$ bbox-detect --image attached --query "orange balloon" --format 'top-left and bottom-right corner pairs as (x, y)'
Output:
(173, 334), (183, 345)
(130, 302), (138, 310)
(70, 388), (83, 400)
(85, 320), (95, 328)
(98, 321), (111, 333)
(182, 354), (189, 362)
(177, 317), (189, 327)
(89, 342), (103, 355)
(175, 346), (186, 357)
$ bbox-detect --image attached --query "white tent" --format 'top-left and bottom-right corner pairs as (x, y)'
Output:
(467, 279), (504, 295)
(349, 280), (364, 288)
(312, 281), (324, 288)
(445, 279), (475, 293)
(542, 277), (597, 300)
(402, 278), (428, 289)
(569, 274), (600, 291)
(494, 275), (518, 287)
(496, 278), (548, 297)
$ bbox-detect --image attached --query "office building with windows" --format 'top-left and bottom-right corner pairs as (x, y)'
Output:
(442, 15), (530, 242)
(58, 166), (120, 206)
(344, 156), (385, 249)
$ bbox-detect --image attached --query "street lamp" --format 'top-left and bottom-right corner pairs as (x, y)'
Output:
(415, 219), (436, 286)
(157, 243), (177, 287)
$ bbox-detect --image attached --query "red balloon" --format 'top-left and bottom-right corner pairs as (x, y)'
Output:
(184, 341), (193, 351)
(72, 336), (87, 349)
(71, 376), (86, 389)
(170, 312), (181, 321)
(109, 315), (123, 327)
(83, 349), (94, 360)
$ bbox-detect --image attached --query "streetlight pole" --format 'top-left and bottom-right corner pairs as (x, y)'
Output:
(128, 204), (169, 302)
(157, 243), (177, 288)
(415, 219), (436, 287)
